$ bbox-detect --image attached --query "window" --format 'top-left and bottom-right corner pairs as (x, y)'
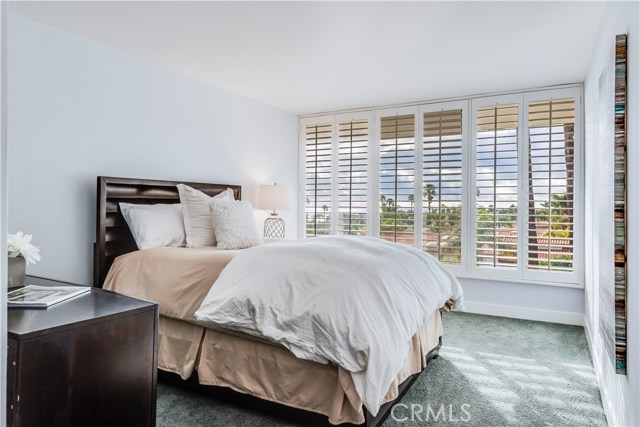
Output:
(379, 114), (415, 245)
(338, 119), (368, 235)
(423, 108), (464, 264)
(304, 122), (332, 237)
(300, 86), (582, 285)
(470, 89), (580, 282)
(474, 103), (519, 269)
(526, 98), (576, 273)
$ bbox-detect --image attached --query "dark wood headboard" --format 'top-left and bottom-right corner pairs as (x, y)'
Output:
(93, 176), (242, 287)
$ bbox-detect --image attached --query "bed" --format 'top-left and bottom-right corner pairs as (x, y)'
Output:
(93, 176), (457, 426)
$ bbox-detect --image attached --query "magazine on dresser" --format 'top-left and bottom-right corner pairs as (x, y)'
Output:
(8, 285), (91, 308)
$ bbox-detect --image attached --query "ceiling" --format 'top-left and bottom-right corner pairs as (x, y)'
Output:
(10, 1), (606, 115)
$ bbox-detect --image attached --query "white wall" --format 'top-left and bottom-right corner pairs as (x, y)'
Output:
(7, 15), (299, 285)
(584, 2), (639, 426)
(462, 278), (584, 325)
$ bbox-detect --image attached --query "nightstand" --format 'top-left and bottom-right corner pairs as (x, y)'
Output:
(7, 276), (158, 427)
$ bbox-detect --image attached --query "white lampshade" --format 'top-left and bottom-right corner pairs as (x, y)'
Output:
(257, 184), (291, 211)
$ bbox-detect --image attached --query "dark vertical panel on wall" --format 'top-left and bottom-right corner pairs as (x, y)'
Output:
(613, 34), (627, 375)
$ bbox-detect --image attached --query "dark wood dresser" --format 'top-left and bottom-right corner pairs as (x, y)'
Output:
(7, 276), (158, 427)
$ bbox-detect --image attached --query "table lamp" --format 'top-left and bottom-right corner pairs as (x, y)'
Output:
(257, 183), (291, 238)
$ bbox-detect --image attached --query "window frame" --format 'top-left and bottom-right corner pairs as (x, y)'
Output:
(299, 85), (583, 288)
(299, 115), (335, 238)
(335, 111), (374, 237)
(523, 88), (582, 285)
(373, 106), (419, 242)
(420, 100), (470, 275)
(470, 93), (525, 281)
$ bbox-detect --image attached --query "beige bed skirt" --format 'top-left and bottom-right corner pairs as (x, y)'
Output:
(158, 311), (443, 425)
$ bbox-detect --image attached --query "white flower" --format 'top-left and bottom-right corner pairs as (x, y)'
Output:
(8, 231), (41, 265)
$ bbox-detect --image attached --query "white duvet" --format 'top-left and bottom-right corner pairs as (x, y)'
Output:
(195, 236), (464, 415)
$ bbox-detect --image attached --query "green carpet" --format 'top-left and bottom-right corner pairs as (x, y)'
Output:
(157, 312), (607, 426)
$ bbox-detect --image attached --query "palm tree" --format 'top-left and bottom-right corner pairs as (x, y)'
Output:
(408, 194), (414, 212)
(423, 183), (437, 213)
(380, 195), (397, 235)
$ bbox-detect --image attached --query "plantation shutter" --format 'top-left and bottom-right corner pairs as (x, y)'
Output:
(337, 119), (368, 235)
(301, 87), (581, 284)
(423, 109), (463, 264)
(527, 98), (576, 272)
(305, 123), (332, 237)
(475, 104), (519, 268)
(379, 114), (415, 245)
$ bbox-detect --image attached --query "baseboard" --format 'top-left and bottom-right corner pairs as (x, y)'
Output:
(463, 301), (584, 325)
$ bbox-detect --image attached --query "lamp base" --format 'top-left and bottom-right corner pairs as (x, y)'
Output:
(264, 217), (285, 239)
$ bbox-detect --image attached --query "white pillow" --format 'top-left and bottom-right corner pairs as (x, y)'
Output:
(119, 203), (186, 250)
(209, 199), (263, 250)
(177, 184), (234, 247)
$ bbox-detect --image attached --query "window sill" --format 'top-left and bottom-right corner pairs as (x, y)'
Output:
(454, 274), (584, 289)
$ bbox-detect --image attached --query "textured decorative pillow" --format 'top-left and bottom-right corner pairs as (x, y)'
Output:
(119, 203), (186, 250)
(177, 184), (234, 247)
(210, 199), (263, 250)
